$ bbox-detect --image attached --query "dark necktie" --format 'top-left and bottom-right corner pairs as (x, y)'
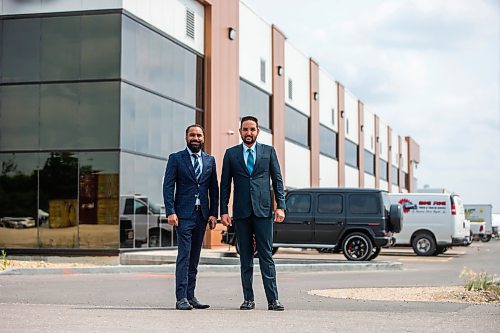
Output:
(192, 154), (201, 181)
(246, 148), (254, 174)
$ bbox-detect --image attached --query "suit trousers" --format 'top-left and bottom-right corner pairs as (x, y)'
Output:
(234, 213), (278, 302)
(175, 210), (206, 301)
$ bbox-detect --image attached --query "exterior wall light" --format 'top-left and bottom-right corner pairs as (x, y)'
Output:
(228, 27), (236, 40)
(277, 65), (283, 76)
(313, 92), (319, 101)
(360, 124), (364, 131)
(340, 110), (344, 118)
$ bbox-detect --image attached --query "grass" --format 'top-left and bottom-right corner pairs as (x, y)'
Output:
(460, 267), (500, 299)
(1, 249), (8, 271)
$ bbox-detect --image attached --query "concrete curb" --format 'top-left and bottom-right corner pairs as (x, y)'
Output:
(0, 261), (402, 275)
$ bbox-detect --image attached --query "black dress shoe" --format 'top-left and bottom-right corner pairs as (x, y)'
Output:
(188, 297), (210, 309)
(239, 300), (255, 310)
(176, 298), (193, 310)
(268, 300), (285, 311)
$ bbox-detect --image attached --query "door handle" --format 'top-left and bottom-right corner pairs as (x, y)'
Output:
(303, 221), (311, 225)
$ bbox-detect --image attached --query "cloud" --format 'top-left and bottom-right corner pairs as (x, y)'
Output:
(244, 0), (500, 209)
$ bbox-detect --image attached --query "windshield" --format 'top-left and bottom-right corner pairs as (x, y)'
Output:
(138, 197), (162, 214)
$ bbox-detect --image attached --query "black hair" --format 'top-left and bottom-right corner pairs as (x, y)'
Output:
(185, 124), (205, 136)
(240, 116), (259, 128)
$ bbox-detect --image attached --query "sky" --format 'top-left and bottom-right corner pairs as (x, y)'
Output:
(245, 0), (500, 211)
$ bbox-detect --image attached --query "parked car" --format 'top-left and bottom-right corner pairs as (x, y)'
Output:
(222, 188), (402, 261)
(464, 204), (493, 242)
(388, 193), (470, 256)
(119, 195), (175, 248)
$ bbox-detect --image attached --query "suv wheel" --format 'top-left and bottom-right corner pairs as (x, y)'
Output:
(369, 246), (381, 261)
(412, 232), (436, 256)
(342, 233), (373, 261)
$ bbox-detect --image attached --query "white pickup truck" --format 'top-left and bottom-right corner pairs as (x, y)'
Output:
(465, 204), (493, 242)
(119, 195), (175, 248)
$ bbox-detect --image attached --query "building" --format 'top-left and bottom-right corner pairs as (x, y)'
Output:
(0, 0), (420, 254)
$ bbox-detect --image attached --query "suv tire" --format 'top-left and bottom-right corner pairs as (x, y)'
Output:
(412, 232), (436, 256)
(369, 246), (381, 261)
(342, 232), (373, 261)
(388, 204), (403, 233)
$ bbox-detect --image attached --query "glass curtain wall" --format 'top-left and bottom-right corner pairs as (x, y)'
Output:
(119, 15), (204, 249)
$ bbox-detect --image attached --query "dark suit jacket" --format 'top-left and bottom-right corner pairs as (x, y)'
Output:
(163, 149), (218, 220)
(220, 142), (286, 219)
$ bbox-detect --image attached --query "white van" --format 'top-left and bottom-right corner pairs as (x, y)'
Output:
(388, 193), (470, 256)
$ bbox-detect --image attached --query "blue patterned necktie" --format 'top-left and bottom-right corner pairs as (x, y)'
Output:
(246, 148), (254, 174)
(192, 154), (201, 181)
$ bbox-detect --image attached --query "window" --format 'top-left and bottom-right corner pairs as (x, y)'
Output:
(286, 194), (311, 213)
(380, 159), (388, 181)
(392, 165), (399, 185)
(288, 79), (293, 100)
(349, 194), (380, 214)
(239, 79), (271, 130)
(364, 150), (375, 175)
(331, 108), (335, 126)
(345, 139), (358, 168)
(318, 194), (343, 214)
(285, 105), (310, 147)
(346, 118), (349, 135)
(402, 171), (409, 189)
(319, 125), (337, 159)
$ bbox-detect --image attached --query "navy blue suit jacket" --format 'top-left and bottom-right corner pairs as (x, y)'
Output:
(220, 142), (286, 219)
(163, 149), (219, 220)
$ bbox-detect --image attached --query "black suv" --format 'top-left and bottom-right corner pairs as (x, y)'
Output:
(222, 188), (403, 261)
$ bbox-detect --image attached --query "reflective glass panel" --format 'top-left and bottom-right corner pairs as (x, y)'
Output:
(38, 152), (79, 248)
(0, 85), (40, 151)
(79, 152), (119, 248)
(41, 16), (80, 81)
(364, 150), (375, 175)
(0, 18), (41, 83)
(0, 153), (39, 248)
(240, 79), (271, 130)
(285, 106), (309, 147)
(319, 125), (337, 159)
(345, 139), (358, 168)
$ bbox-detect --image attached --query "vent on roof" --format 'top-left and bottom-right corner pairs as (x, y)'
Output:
(260, 59), (266, 83)
(288, 79), (293, 100)
(186, 8), (195, 40)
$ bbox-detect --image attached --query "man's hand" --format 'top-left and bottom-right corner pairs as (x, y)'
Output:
(221, 214), (232, 226)
(274, 209), (285, 223)
(167, 213), (178, 227)
(208, 216), (217, 230)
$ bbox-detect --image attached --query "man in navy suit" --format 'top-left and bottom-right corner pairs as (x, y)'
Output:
(220, 116), (286, 311)
(163, 124), (218, 310)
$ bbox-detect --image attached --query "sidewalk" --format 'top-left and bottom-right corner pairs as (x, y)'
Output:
(0, 247), (402, 275)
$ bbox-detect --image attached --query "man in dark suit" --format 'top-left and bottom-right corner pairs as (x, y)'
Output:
(163, 124), (218, 310)
(220, 116), (286, 311)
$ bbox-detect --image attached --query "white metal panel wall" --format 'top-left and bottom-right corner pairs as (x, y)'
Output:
(392, 132), (400, 166)
(285, 140), (310, 188)
(1, 0), (122, 15)
(363, 109), (375, 154)
(257, 130), (273, 146)
(344, 89), (358, 143)
(123, 0), (204, 54)
(380, 180), (389, 191)
(392, 184), (399, 193)
(345, 165), (359, 188)
(284, 42), (310, 115)
(364, 174), (375, 189)
(318, 68), (338, 132)
(319, 155), (338, 187)
(239, 2), (272, 93)
(379, 120), (388, 162)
